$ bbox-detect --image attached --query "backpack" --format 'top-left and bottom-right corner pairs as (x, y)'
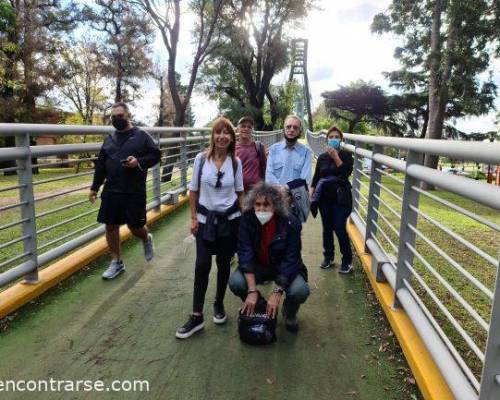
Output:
(238, 294), (277, 345)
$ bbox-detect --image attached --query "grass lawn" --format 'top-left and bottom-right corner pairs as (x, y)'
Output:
(355, 170), (500, 381)
(0, 166), (188, 275)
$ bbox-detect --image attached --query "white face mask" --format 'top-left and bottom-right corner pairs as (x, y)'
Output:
(255, 211), (273, 225)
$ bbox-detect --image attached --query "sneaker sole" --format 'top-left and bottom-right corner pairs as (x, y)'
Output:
(175, 322), (205, 339)
(102, 267), (125, 280)
(338, 267), (353, 275)
(213, 315), (228, 324)
(144, 235), (155, 262)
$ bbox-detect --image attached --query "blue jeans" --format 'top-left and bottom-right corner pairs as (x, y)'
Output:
(318, 202), (352, 267)
(228, 269), (310, 318)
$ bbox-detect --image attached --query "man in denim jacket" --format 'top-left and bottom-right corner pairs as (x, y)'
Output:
(265, 115), (313, 186)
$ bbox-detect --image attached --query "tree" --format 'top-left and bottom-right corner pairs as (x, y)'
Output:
(322, 81), (405, 135)
(84, 0), (154, 103)
(59, 41), (107, 125)
(372, 0), (498, 185)
(200, 0), (315, 130)
(0, 0), (17, 122)
(0, 0), (78, 122)
(0, 1), (78, 175)
(215, 80), (299, 129)
(135, 0), (226, 127)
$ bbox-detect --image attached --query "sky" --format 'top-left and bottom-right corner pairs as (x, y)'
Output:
(131, 0), (499, 133)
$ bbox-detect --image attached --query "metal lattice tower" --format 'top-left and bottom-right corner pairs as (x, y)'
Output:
(288, 38), (313, 130)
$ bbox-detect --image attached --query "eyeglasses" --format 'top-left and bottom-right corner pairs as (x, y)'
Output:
(215, 171), (225, 188)
(285, 125), (300, 131)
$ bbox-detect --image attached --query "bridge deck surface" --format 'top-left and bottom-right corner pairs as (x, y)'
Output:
(0, 205), (418, 399)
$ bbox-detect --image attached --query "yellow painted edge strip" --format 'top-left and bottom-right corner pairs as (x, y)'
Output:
(0, 195), (189, 319)
(347, 218), (454, 400)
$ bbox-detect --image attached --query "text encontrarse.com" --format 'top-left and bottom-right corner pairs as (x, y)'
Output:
(0, 379), (150, 392)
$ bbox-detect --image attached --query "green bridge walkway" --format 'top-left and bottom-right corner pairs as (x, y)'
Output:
(0, 205), (420, 400)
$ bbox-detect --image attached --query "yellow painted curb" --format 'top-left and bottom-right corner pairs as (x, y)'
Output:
(0, 195), (190, 319)
(347, 218), (453, 400)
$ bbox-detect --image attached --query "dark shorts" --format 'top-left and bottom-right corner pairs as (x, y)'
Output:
(97, 192), (147, 228)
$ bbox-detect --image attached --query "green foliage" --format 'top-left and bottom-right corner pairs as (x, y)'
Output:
(0, 1), (80, 123)
(321, 80), (402, 135)
(59, 41), (107, 124)
(372, 0), (498, 139)
(0, 1), (14, 29)
(83, 0), (154, 103)
(200, 0), (316, 130)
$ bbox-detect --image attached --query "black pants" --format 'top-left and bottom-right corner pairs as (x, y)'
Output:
(193, 218), (240, 313)
(319, 202), (352, 267)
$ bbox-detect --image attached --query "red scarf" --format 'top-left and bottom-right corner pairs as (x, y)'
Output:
(258, 214), (277, 266)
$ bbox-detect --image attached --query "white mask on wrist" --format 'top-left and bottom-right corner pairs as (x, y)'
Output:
(255, 211), (273, 225)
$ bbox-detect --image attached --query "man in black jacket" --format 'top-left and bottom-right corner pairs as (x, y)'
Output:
(228, 182), (310, 333)
(89, 102), (161, 279)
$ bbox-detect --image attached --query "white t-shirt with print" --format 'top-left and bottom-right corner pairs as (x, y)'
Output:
(188, 152), (244, 223)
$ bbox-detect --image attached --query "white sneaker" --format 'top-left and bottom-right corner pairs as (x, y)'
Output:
(143, 233), (155, 261)
(102, 260), (125, 280)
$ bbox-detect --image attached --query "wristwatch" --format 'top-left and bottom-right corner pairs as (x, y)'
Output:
(272, 287), (284, 295)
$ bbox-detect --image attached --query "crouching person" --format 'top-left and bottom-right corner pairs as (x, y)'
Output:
(229, 182), (310, 333)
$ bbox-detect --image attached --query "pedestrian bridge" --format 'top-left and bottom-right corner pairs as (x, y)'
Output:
(0, 124), (499, 400)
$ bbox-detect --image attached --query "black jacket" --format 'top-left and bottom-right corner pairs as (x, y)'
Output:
(238, 211), (307, 288)
(91, 127), (161, 194)
(311, 150), (353, 203)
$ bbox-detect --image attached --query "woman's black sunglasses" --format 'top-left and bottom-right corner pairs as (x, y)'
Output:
(215, 171), (225, 188)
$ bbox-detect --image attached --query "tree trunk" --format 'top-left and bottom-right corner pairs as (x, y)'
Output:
(267, 89), (279, 129)
(420, 102), (429, 138)
(348, 119), (357, 133)
(421, 0), (454, 190)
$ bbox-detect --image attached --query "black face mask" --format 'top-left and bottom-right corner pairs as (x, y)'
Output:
(284, 133), (299, 145)
(111, 116), (128, 131)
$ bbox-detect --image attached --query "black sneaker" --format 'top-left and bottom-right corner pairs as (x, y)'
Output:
(338, 264), (353, 275)
(281, 305), (299, 333)
(175, 315), (205, 339)
(285, 317), (299, 333)
(213, 303), (227, 324)
(320, 258), (334, 269)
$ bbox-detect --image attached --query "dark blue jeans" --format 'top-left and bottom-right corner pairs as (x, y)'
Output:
(229, 269), (310, 319)
(318, 202), (352, 267)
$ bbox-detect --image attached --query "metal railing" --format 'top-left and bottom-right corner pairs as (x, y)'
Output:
(307, 129), (500, 400)
(0, 123), (283, 289)
(5, 122), (500, 398)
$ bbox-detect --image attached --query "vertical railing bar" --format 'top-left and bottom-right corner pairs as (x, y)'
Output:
(393, 150), (424, 308)
(180, 131), (187, 194)
(351, 141), (362, 216)
(15, 132), (38, 283)
(152, 132), (161, 211)
(364, 144), (384, 253)
(479, 259), (500, 400)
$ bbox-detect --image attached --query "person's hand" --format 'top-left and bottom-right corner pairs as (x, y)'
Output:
(89, 190), (97, 204)
(123, 156), (139, 168)
(266, 292), (282, 318)
(326, 146), (338, 159)
(241, 291), (259, 316)
(190, 218), (199, 235)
